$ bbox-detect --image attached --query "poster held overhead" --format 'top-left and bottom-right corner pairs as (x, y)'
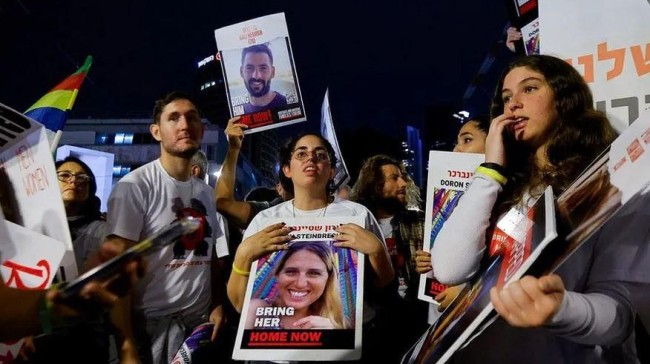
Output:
(215, 13), (306, 134)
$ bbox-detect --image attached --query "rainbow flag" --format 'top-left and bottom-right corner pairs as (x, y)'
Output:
(24, 55), (93, 132)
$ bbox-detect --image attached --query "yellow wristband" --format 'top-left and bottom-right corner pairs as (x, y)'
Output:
(232, 263), (250, 277)
(476, 166), (508, 185)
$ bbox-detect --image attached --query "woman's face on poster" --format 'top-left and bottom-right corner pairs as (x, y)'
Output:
(277, 249), (329, 311)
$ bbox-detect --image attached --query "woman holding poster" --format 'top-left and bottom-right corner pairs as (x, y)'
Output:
(431, 55), (648, 363)
(244, 241), (348, 330)
(228, 131), (393, 361)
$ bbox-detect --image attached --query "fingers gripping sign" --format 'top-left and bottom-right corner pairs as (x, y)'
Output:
(333, 223), (383, 256)
(239, 222), (293, 264)
(490, 274), (565, 328)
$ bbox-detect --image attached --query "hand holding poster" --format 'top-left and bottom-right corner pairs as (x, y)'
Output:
(418, 151), (483, 304)
(407, 187), (557, 364)
(233, 217), (363, 361)
(214, 13), (306, 134)
(407, 115), (650, 364)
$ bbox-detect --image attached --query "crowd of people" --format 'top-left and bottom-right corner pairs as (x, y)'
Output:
(1, 52), (649, 364)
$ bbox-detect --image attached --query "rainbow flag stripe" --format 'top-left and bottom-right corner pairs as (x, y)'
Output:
(25, 56), (92, 131)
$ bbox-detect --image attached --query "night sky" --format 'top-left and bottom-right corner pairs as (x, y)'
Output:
(0, 0), (510, 140)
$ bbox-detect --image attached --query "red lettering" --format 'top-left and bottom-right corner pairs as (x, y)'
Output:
(2, 260), (50, 289)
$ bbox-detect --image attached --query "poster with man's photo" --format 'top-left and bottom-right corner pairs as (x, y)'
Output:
(214, 13), (306, 134)
(233, 217), (364, 361)
(418, 151), (483, 304)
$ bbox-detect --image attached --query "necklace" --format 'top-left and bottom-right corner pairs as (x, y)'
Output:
(292, 201), (328, 218)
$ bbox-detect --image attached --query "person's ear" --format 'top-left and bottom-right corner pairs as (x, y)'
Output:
(198, 124), (205, 141)
(150, 123), (161, 142)
(271, 65), (276, 79)
(282, 164), (292, 179)
(240, 66), (244, 78)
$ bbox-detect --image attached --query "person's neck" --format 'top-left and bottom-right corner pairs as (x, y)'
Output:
(292, 188), (329, 210)
(374, 198), (404, 219)
(65, 202), (82, 217)
(250, 91), (276, 106)
(160, 153), (192, 181)
(375, 207), (394, 219)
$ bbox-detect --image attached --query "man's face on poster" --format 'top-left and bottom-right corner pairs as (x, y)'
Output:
(241, 52), (275, 98)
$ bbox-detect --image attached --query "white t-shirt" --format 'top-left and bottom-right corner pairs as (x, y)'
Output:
(243, 199), (386, 323)
(107, 159), (228, 318)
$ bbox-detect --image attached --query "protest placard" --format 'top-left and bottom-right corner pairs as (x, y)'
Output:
(233, 217), (364, 361)
(418, 151), (483, 304)
(215, 13), (306, 134)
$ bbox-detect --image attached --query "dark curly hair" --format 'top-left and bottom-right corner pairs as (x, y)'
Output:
(490, 55), (616, 214)
(350, 154), (410, 213)
(278, 133), (338, 197)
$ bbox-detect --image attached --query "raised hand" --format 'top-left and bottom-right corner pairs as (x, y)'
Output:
(485, 114), (518, 167)
(225, 116), (248, 150)
(490, 274), (565, 328)
(506, 27), (523, 53)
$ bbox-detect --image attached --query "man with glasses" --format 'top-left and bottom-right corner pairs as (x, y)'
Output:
(97, 92), (228, 364)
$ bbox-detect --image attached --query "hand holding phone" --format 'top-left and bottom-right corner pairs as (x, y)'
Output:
(59, 217), (201, 303)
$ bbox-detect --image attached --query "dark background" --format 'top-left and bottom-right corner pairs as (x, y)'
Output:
(0, 0), (515, 182)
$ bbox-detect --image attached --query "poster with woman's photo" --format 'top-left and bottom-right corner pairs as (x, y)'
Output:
(233, 217), (364, 361)
(214, 13), (306, 134)
(418, 151), (483, 304)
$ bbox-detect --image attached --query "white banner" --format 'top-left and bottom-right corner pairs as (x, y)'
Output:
(0, 103), (77, 280)
(539, 0), (650, 133)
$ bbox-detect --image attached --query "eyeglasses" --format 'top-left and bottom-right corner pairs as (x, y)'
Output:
(57, 171), (93, 184)
(291, 148), (330, 163)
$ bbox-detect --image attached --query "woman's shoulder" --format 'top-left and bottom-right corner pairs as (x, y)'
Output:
(328, 199), (370, 216)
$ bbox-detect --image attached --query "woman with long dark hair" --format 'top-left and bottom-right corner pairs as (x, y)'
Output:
(432, 55), (645, 362)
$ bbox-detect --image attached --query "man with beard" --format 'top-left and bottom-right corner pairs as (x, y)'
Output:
(240, 43), (288, 114)
(351, 154), (429, 363)
(98, 92), (228, 364)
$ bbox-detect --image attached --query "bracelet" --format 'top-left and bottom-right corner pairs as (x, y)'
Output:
(480, 162), (509, 178)
(476, 166), (508, 186)
(232, 263), (250, 277)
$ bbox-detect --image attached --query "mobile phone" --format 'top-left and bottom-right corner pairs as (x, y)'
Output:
(59, 216), (201, 301)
